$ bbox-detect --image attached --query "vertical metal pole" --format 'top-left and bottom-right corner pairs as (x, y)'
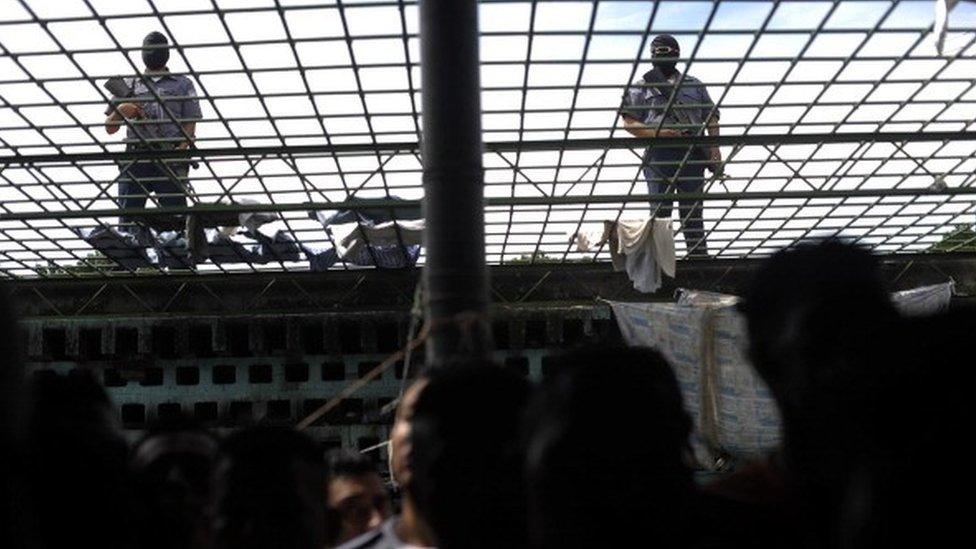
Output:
(419, 0), (491, 365)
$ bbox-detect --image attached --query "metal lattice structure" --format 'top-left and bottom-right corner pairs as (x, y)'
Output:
(2, 0), (976, 280)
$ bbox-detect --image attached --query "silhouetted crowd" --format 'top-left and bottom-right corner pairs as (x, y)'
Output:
(1, 240), (974, 548)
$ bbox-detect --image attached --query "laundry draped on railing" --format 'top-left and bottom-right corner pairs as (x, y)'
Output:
(607, 282), (954, 470)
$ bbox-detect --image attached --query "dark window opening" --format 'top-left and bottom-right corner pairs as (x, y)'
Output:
(79, 328), (104, 360)
(376, 322), (399, 353)
(249, 364), (273, 384)
(322, 361), (345, 381)
(140, 367), (164, 387)
(176, 366), (200, 386)
(300, 323), (325, 355)
(564, 319), (585, 343)
(157, 402), (182, 421)
(284, 363), (309, 383)
(194, 402), (219, 423)
(226, 323), (251, 356)
(229, 401), (253, 423)
(42, 328), (67, 359)
(189, 325), (214, 357)
(266, 399), (292, 421)
(115, 327), (139, 357)
(357, 361), (380, 380)
(264, 324), (286, 354)
(213, 365), (236, 385)
(152, 326), (178, 359)
(525, 320), (547, 348)
(338, 321), (362, 354)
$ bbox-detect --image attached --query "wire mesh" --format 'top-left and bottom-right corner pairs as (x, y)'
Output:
(1, 0), (975, 279)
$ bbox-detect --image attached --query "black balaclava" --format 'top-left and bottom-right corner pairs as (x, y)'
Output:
(651, 34), (680, 78)
(142, 31), (170, 71)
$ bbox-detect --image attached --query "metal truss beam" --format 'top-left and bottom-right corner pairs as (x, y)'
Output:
(3, 187), (976, 223)
(11, 255), (975, 320)
(4, 131), (976, 166)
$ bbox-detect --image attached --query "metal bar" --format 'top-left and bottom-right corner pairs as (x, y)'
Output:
(5, 131), (976, 166)
(5, 186), (976, 222)
(419, 0), (490, 364)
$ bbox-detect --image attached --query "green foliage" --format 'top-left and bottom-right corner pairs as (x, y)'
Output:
(929, 225), (976, 253)
(34, 251), (115, 276)
(507, 252), (593, 264)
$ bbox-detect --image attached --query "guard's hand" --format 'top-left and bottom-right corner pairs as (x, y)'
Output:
(653, 128), (682, 137)
(116, 102), (143, 119)
(707, 146), (723, 176)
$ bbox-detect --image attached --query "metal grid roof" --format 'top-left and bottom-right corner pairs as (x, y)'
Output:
(1, 0), (976, 279)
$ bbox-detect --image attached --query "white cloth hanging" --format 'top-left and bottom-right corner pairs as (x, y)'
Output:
(571, 218), (676, 293)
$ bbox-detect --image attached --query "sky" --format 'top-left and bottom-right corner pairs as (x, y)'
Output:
(1, 0), (975, 276)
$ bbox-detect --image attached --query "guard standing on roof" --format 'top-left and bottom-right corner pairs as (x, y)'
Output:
(620, 34), (721, 258)
(104, 31), (202, 236)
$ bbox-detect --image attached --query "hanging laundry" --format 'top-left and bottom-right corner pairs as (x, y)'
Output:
(252, 228), (302, 263)
(74, 227), (153, 270)
(206, 230), (265, 264)
(334, 219), (425, 260)
(150, 231), (194, 269)
(572, 218), (675, 293)
(302, 243), (422, 271)
(311, 196), (422, 228)
(306, 197), (424, 271)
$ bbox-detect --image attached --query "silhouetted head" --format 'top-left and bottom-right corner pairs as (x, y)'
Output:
(143, 31), (170, 71)
(741, 240), (896, 416)
(213, 426), (325, 549)
(27, 368), (129, 549)
(524, 346), (693, 549)
(324, 449), (391, 546)
(130, 416), (218, 549)
(409, 363), (531, 549)
(839, 305), (976, 548)
(740, 240), (900, 519)
(651, 34), (680, 77)
(389, 376), (429, 491)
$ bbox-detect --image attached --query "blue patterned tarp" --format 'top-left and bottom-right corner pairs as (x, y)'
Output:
(609, 282), (953, 469)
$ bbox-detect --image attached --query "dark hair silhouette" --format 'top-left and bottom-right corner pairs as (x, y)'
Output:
(323, 449), (388, 545)
(740, 239), (901, 544)
(409, 363), (531, 549)
(213, 426), (325, 549)
(130, 416), (218, 549)
(325, 448), (376, 481)
(524, 346), (694, 549)
(839, 305), (976, 548)
(27, 368), (130, 549)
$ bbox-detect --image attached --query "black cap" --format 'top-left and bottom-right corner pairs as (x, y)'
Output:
(651, 34), (680, 52)
(142, 31), (170, 70)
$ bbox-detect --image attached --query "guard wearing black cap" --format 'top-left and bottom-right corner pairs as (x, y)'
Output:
(620, 34), (722, 258)
(104, 31), (202, 238)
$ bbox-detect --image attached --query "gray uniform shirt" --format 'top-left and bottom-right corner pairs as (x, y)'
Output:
(621, 71), (719, 133)
(105, 72), (202, 147)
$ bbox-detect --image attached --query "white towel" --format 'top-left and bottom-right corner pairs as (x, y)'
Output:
(571, 218), (676, 293)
